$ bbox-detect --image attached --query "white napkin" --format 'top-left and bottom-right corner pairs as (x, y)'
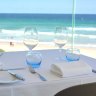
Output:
(50, 60), (92, 77)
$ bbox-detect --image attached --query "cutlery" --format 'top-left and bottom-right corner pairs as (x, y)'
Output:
(29, 66), (47, 81)
(8, 71), (25, 81)
(0, 67), (25, 71)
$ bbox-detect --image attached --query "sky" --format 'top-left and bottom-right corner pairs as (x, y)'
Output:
(0, 0), (96, 14)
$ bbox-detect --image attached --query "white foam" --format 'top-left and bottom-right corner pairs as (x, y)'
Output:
(68, 27), (96, 31)
(38, 31), (54, 35)
(68, 33), (96, 39)
(1, 29), (24, 36)
(0, 28), (96, 48)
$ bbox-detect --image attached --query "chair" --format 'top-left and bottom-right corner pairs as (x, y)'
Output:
(0, 49), (4, 56)
(0, 49), (5, 52)
(55, 82), (96, 96)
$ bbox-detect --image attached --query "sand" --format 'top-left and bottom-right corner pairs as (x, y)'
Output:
(0, 41), (96, 59)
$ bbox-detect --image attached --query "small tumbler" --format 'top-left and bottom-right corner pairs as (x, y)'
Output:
(26, 52), (42, 68)
(66, 48), (80, 61)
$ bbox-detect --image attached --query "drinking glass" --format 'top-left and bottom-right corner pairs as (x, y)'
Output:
(23, 27), (39, 53)
(54, 27), (67, 60)
(26, 52), (42, 69)
(66, 48), (80, 61)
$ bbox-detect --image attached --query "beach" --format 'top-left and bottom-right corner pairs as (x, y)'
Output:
(0, 41), (96, 59)
(0, 14), (96, 59)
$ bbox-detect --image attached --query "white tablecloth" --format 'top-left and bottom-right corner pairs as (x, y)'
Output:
(0, 49), (96, 96)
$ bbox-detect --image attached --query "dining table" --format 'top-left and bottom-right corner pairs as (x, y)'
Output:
(0, 49), (96, 96)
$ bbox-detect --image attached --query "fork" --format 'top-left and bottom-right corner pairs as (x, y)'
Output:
(28, 66), (47, 81)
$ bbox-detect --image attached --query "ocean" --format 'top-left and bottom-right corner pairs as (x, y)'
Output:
(0, 13), (96, 47)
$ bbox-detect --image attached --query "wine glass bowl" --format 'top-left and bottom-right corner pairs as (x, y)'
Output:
(54, 27), (67, 49)
(54, 39), (67, 49)
(23, 27), (39, 52)
(24, 39), (38, 50)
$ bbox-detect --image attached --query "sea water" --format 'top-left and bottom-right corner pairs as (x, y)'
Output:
(0, 13), (96, 47)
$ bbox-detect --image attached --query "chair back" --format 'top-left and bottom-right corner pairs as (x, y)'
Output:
(55, 82), (96, 96)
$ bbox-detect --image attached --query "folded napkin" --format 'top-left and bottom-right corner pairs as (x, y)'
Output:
(50, 60), (92, 77)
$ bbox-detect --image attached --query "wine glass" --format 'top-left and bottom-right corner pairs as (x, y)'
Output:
(23, 27), (39, 53)
(54, 27), (67, 60)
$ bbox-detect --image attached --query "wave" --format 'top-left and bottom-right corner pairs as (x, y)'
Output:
(1, 27), (96, 34)
(0, 28), (96, 41)
(68, 27), (96, 31)
(0, 29), (24, 36)
(68, 34), (96, 39)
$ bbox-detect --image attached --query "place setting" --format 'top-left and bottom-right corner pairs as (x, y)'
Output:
(23, 26), (47, 81)
(0, 26), (39, 84)
(49, 47), (96, 80)
(0, 52), (25, 84)
(0, 26), (46, 84)
(43, 26), (94, 79)
(22, 26), (93, 81)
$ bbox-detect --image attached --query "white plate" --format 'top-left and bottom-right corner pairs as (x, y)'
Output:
(0, 71), (20, 84)
(0, 79), (19, 84)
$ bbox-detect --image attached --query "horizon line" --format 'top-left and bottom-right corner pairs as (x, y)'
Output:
(0, 13), (96, 15)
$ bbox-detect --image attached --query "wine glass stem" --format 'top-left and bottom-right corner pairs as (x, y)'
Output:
(58, 47), (66, 60)
(59, 47), (62, 58)
(28, 49), (32, 54)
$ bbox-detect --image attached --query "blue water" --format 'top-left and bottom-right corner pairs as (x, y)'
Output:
(0, 13), (96, 30)
(0, 13), (96, 46)
(0, 13), (72, 31)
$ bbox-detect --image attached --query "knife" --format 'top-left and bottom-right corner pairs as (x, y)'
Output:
(8, 71), (25, 81)
(0, 67), (25, 71)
